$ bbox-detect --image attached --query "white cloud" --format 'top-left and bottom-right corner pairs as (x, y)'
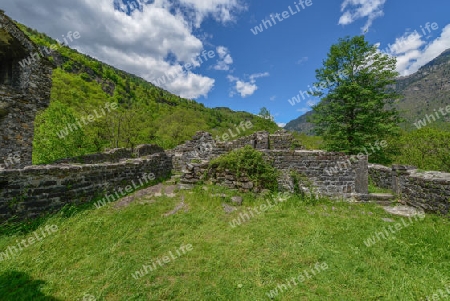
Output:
(383, 24), (450, 76)
(277, 123), (286, 128)
(296, 57), (309, 65)
(384, 31), (424, 56)
(1, 0), (242, 99)
(227, 72), (269, 98)
(213, 46), (233, 71)
(297, 108), (310, 113)
(339, 0), (386, 32)
(270, 95), (277, 101)
(178, 0), (246, 28)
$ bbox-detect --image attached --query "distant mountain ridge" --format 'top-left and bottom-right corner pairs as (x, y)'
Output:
(285, 48), (450, 134)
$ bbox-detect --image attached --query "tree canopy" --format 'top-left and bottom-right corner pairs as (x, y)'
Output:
(310, 35), (402, 162)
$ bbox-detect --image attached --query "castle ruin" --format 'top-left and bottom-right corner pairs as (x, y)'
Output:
(0, 11), (53, 169)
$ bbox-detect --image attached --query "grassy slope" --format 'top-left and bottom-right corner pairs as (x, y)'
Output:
(1, 184), (449, 300)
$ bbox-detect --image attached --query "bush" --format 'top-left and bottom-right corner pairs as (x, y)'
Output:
(209, 145), (279, 191)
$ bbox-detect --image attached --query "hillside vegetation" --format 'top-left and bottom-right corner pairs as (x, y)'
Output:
(14, 23), (279, 164)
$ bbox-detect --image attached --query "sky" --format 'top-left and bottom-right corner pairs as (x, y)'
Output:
(1, 0), (449, 127)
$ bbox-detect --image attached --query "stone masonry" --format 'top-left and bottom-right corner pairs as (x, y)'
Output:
(177, 131), (368, 198)
(0, 11), (53, 169)
(369, 164), (450, 214)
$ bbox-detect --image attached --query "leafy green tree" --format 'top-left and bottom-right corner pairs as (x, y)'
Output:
(310, 35), (402, 161)
(33, 101), (95, 164)
(258, 107), (273, 120)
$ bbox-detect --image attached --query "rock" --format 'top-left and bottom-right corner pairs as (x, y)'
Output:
(231, 196), (243, 206)
(241, 182), (253, 189)
(383, 205), (425, 217)
(222, 203), (237, 213)
(178, 184), (194, 190)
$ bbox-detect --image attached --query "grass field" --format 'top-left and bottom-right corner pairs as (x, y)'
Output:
(1, 183), (450, 301)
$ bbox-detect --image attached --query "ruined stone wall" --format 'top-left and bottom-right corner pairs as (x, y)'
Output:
(0, 12), (53, 169)
(268, 150), (368, 197)
(53, 144), (164, 164)
(369, 164), (450, 214)
(180, 149), (368, 198)
(0, 152), (172, 220)
(368, 164), (392, 189)
(177, 131), (368, 198)
(170, 130), (300, 173)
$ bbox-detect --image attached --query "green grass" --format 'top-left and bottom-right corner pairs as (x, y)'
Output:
(1, 184), (450, 300)
(368, 183), (393, 194)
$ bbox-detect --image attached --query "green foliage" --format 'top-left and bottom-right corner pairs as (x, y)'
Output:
(389, 127), (450, 172)
(311, 35), (402, 160)
(258, 107), (272, 120)
(33, 101), (96, 164)
(209, 145), (279, 191)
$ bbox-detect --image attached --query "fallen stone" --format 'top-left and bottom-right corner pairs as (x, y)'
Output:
(383, 205), (425, 217)
(222, 203), (237, 213)
(211, 193), (227, 198)
(231, 196), (243, 206)
(178, 184), (194, 190)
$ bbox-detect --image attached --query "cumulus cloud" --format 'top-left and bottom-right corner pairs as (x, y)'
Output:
(227, 72), (269, 98)
(1, 0), (243, 98)
(382, 24), (450, 76)
(277, 123), (286, 128)
(178, 0), (246, 28)
(339, 0), (386, 32)
(213, 46), (233, 71)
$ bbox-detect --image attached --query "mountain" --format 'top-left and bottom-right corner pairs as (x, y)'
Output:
(285, 48), (450, 134)
(284, 111), (314, 134)
(11, 22), (279, 164)
(395, 48), (450, 129)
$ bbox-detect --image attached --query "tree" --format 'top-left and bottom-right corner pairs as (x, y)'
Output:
(310, 35), (402, 161)
(33, 101), (95, 164)
(258, 107), (273, 121)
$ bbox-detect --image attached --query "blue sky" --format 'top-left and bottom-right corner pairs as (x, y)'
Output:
(1, 0), (449, 126)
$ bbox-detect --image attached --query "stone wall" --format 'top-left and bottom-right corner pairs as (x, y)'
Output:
(177, 131), (368, 198)
(368, 164), (392, 189)
(53, 144), (164, 164)
(0, 11), (53, 169)
(169, 130), (301, 173)
(0, 152), (172, 220)
(268, 150), (368, 197)
(369, 164), (450, 214)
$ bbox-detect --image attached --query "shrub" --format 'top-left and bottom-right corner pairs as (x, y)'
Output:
(209, 145), (279, 191)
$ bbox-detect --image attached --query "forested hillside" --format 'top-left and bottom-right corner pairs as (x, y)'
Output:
(15, 23), (279, 164)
